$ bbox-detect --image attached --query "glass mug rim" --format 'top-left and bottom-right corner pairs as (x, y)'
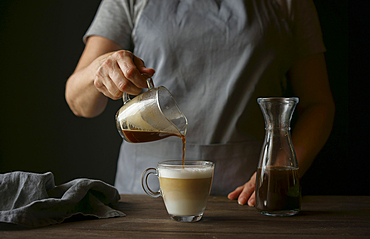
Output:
(158, 160), (214, 167)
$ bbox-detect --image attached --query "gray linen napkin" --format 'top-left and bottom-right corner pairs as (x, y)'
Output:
(0, 171), (125, 227)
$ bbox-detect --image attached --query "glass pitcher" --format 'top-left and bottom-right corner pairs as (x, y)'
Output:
(255, 97), (300, 216)
(115, 78), (188, 143)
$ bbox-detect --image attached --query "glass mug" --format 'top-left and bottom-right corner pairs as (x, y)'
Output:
(115, 77), (188, 143)
(141, 160), (215, 222)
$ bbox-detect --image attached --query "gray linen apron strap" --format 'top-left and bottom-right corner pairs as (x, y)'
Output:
(115, 0), (295, 195)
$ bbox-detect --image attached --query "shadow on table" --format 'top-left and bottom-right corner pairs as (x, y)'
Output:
(298, 209), (370, 217)
(0, 222), (29, 231)
(200, 209), (363, 222)
(0, 202), (132, 231)
(0, 213), (111, 231)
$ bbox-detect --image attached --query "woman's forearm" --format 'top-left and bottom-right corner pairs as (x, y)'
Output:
(65, 58), (108, 118)
(292, 102), (335, 178)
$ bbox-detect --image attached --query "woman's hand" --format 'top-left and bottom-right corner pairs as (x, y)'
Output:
(66, 36), (155, 118)
(228, 172), (256, 206)
(94, 50), (155, 100)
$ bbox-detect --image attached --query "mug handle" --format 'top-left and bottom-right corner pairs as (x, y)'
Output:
(141, 167), (161, 197)
(123, 76), (154, 104)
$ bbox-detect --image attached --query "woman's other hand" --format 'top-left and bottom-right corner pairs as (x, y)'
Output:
(228, 172), (256, 206)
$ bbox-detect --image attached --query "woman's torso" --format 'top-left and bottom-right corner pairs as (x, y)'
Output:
(115, 0), (296, 195)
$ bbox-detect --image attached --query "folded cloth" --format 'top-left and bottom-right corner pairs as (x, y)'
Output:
(0, 171), (125, 228)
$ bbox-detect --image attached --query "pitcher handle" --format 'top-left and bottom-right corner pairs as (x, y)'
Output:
(123, 76), (154, 104)
(141, 167), (161, 198)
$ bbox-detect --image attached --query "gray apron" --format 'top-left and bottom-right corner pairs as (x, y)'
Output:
(115, 0), (295, 195)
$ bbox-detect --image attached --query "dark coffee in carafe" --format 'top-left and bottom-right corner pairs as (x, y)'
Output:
(255, 166), (300, 213)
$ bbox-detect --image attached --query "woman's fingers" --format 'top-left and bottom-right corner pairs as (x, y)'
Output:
(94, 50), (155, 99)
(228, 172), (257, 207)
(237, 180), (255, 206)
(228, 185), (244, 200)
(114, 51), (148, 89)
(134, 55), (155, 77)
(248, 191), (256, 207)
(110, 57), (141, 97)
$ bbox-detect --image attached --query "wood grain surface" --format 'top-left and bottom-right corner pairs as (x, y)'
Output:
(0, 195), (369, 238)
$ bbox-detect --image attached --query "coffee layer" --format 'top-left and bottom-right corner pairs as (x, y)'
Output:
(159, 177), (213, 216)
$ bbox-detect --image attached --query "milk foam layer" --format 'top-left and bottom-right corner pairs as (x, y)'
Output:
(158, 166), (214, 179)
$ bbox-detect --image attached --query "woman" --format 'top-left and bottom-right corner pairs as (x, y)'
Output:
(65, 0), (335, 206)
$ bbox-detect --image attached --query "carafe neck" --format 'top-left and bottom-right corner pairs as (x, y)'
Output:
(257, 97), (299, 130)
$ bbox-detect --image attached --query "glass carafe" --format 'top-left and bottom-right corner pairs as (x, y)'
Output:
(115, 78), (187, 143)
(255, 97), (300, 216)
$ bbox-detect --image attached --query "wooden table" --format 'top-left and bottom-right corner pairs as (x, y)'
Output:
(1, 195), (369, 238)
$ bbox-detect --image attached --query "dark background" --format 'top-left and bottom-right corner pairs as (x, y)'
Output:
(0, 1), (354, 195)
